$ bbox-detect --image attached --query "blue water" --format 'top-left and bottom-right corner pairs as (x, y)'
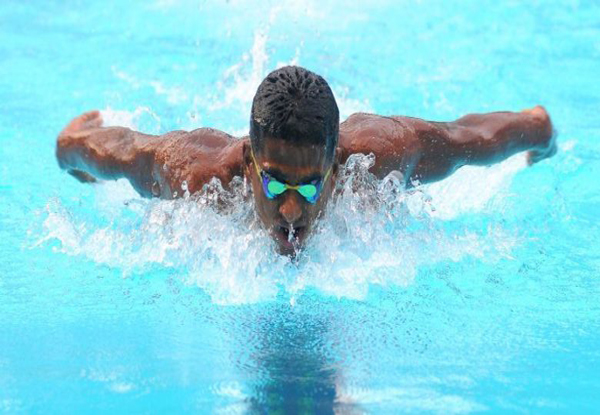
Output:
(1, 0), (600, 413)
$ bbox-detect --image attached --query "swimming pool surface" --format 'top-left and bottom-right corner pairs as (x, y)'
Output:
(1, 0), (599, 413)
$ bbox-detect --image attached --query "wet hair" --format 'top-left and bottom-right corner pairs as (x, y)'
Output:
(250, 66), (339, 162)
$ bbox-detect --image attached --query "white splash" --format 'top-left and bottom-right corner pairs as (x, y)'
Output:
(209, 22), (371, 131)
(426, 152), (528, 220)
(210, 29), (271, 112)
(101, 106), (162, 134)
(334, 85), (372, 120)
(38, 155), (521, 305)
(106, 18), (371, 137)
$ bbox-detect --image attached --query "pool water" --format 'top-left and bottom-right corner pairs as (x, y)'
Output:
(1, 0), (599, 413)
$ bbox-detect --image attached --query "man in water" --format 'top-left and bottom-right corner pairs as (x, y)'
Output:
(56, 66), (555, 255)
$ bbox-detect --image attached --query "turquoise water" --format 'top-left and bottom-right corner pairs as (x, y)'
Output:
(1, 0), (600, 413)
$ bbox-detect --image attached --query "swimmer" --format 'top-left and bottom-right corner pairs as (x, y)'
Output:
(56, 66), (556, 255)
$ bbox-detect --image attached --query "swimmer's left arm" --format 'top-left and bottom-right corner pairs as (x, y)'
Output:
(405, 105), (556, 184)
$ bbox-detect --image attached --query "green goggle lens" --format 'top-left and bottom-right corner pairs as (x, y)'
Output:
(297, 184), (317, 198)
(266, 178), (319, 202)
(267, 180), (287, 195)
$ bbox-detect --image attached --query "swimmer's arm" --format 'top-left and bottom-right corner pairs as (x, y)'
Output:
(56, 111), (174, 197)
(56, 111), (245, 198)
(407, 106), (556, 184)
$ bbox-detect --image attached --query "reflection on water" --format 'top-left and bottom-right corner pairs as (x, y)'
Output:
(209, 289), (493, 414)
(227, 303), (364, 415)
(247, 312), (339, 414)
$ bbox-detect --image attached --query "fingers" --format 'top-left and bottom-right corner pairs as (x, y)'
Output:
(79, 110), (103, 129)
(60, 110), (103, 138)
(521, 105), (546, 117)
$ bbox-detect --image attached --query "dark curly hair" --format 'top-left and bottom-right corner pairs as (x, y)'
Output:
(250, 66), (339, 162)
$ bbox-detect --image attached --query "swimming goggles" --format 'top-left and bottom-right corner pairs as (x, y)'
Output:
(251, 150), (331, 204)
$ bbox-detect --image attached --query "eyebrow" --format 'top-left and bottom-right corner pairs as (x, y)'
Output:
(262, 167), (323, 185)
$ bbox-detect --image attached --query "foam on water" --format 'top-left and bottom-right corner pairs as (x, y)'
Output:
(37, 149), (522, 305)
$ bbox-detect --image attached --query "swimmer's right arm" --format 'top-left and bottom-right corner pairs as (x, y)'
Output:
(56, 111), (162, 197)
(56, 111), (245, 198)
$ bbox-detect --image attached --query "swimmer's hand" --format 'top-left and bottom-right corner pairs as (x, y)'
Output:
(57, 110), (104, 182)
(524, 106), (557, 165)
(60, 110), (104, 137)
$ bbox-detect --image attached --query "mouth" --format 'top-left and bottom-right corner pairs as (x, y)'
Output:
(273, 224), (307, 254)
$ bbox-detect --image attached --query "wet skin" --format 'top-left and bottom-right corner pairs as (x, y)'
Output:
(56, 106), (555, 254)
(242, 139), (338, 256)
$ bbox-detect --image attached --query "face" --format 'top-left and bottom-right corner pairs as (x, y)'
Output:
(244, 138), (338, 256)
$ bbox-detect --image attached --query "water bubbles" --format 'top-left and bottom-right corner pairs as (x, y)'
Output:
(181, 180), (190, 199)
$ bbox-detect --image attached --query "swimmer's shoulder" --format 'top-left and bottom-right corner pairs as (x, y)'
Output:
(170, 127), (239, 149)
(339, 112), (421, 156)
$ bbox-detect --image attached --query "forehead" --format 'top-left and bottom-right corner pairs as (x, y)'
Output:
(257, 138), (330, 173)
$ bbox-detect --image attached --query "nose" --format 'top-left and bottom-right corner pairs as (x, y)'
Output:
(279, 192), (303, 224)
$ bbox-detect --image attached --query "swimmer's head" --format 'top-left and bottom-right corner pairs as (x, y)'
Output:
(244, 66), (340, 255)
(249, 66), (339, 162)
